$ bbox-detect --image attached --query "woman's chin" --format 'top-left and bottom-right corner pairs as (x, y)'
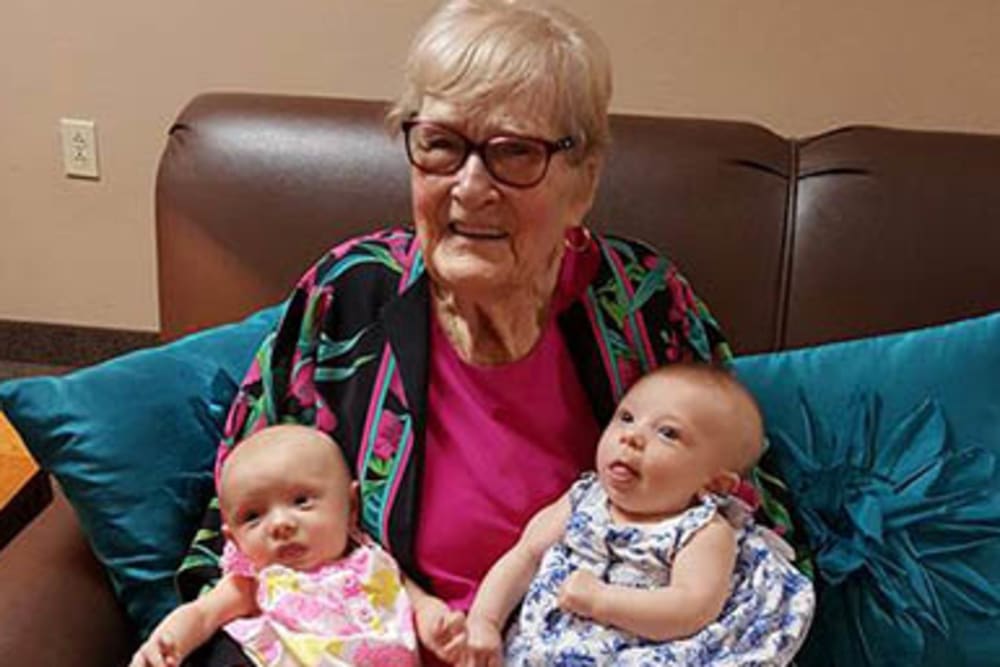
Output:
(428, 250), (517, 298)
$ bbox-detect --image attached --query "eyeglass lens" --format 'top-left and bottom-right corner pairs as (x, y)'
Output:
(406, 123), (553, 187)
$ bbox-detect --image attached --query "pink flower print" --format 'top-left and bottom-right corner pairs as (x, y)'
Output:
(664, 330), (682, 362)
(306, 288), (333, 340)
(374, 412), (402, 461)
(298, 262), (321, 290)
(382, 231), (415, 266)
(352, 642), (417, 667)
(616, 358), (642, 393)
(289, 357), (316, 405)
(271, 592), (330, 629)
(259, 641), (281, 665)
(342, 549), (372, 577)
(340, 573), (364, 598)
(247, 411), (269, 437)
(354, 604), (376, 626)
(315, 399), (338, 433)
(732, 478), (762, 511)
(223, 392), (250, 439)
(665, 267), (695, 337)
(219, 541), (256, 578)
(642, 253), (660, 270)
(325, 232), (382, 267)
(242, 360), (263, 387)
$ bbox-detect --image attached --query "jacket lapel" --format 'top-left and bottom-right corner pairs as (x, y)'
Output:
(381, 274), (430, 441)
(373, 271), (430, 578)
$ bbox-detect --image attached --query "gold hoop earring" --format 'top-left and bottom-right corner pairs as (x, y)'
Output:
(564, 225), (593, 253)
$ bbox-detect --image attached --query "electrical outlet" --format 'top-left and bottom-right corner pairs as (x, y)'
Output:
(60, 118), (100, 179)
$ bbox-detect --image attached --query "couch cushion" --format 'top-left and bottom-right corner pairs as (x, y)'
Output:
(0, 306), (280, 638)
(733, 309), (1000, 665)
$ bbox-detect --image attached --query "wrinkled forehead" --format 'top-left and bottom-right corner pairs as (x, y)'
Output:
(417, 92), (562, 140)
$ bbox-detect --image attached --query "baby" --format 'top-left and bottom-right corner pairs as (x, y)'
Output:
(130, 424), (464, 667)
(464, 364), (814, 666)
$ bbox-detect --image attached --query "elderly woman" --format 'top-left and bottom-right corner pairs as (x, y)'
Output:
(178, 1), (738, 665)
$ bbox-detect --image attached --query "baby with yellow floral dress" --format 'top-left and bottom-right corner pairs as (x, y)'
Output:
(130, 424), (465, 667)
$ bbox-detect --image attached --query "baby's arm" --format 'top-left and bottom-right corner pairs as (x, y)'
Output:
(558, 513), (737, 642)
(464, 493), (571, 667)
(129, 574), (258, 667)
(404, 576), (467, 664)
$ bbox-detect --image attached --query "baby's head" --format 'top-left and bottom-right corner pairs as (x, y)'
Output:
(218, 424), (357, 571)
(596, 363), (763, 523)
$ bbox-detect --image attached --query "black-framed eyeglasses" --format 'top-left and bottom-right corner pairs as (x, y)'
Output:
(402, 120), (575, 188)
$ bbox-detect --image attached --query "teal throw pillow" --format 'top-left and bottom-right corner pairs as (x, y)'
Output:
(733, 310), (1000, 666)
(0, 306), (281, 639)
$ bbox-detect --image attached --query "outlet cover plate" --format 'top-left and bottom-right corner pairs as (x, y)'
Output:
(60, 118), (100, 179)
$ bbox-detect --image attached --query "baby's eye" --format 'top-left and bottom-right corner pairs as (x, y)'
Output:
(657, 426), (680, 442)
(618, 410), (634, 424)
(293, 494), (313, 508)
(241, 510), (261, 525)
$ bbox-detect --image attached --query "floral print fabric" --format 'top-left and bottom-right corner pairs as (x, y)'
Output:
(505, 473), (814, 666)
(221, 540), (418, 666)
(178, 228), (747, 599)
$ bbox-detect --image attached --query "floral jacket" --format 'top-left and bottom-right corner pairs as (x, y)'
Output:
(177, 226), (734, 599)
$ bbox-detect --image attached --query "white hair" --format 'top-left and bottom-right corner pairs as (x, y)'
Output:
(388, 0), (613, 161)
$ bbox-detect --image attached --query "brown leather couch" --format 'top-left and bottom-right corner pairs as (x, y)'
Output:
(2, 93), (999, 666)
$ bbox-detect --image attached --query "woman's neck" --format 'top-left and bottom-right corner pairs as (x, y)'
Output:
(431, 261), (561, 366)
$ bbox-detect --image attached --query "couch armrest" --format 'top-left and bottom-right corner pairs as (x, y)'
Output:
(0, 482), (133, 666)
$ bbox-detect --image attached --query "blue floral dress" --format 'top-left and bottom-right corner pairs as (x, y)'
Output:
(504, 474), (814, 666)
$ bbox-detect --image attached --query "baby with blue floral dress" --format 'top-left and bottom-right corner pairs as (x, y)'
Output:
(464, 363), (814, 666)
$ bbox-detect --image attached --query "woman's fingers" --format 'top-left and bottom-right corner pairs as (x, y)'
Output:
(129, 641), (167, 667)
(157, 632), (179, 667)
(440, 628), (467, 662)
(432, 608), (465, 644)
(462, 642), (501, 667)
(434, 610), (468, 663)
(442, 609), (466, 638)
(470, 650), (500, 667)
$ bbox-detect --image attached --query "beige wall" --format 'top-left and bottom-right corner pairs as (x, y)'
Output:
(3, 0), (999, 332)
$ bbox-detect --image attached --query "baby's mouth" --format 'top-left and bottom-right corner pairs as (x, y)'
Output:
(448, 222), (508, 240)
(276, 543), (308, 563)
(606, 460), (639, 484)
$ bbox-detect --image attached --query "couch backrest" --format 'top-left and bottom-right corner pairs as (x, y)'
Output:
(156, 93), (1000, 353)
(786, 127), (1000, 348)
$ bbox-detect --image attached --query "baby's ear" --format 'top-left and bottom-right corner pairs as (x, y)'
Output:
(703, 470), (741, 496)
(221, 522), (234, 544)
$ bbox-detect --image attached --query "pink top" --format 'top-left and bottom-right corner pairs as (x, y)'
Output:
(414, 247), (602, 665)
(221, 539), (418, 666)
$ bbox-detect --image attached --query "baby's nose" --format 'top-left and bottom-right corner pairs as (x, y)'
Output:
(620, 429), (645, 450)
(268, 512), (296, 539)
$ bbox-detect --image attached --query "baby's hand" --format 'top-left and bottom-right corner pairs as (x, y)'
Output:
(414, 595), (467, 664)
(558, 568), (602, 618)
(462, 615), (503, 667)
(129, 631), (180, 667)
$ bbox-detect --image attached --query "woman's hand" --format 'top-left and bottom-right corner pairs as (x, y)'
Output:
(461, 614), (504, 667)
(557, 568), (603, 618)
(413, 594), (467, 664)
(129, 630), (181, 667)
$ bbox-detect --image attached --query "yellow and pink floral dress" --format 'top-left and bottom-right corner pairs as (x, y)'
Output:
(221, 539), (418, 666)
